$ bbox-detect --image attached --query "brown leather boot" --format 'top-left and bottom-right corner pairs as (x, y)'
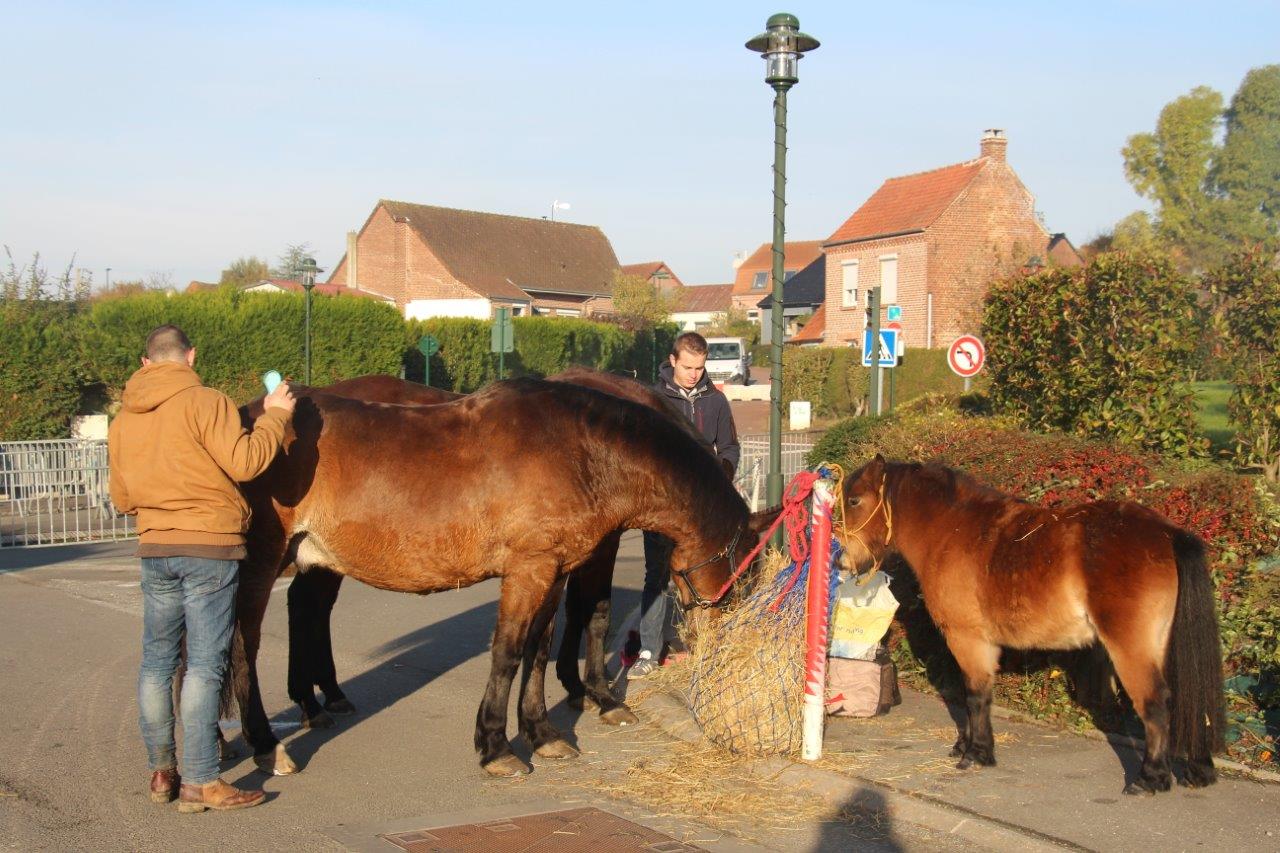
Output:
(176, 778), (266, 813)
(149, 768), (179, 804)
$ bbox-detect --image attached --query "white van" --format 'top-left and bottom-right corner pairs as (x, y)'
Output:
(704, 336), (752, 385)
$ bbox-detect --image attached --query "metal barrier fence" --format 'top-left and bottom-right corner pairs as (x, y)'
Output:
(0, 440), (135, 548)
(0, 430), (820, 547)
(734, 430), (823, 510)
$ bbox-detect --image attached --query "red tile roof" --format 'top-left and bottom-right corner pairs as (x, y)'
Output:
(788, 303), (825, 344)
(732, 241), (825, 293)
(674, 283), (733, 314)
(826, 160), (985, 245)
(621, 261), (684, 289)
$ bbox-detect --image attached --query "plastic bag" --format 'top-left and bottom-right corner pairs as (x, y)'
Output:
(829, 571), (898, 661)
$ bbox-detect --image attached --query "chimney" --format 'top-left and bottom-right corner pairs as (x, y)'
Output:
(345, 230), (359, 289)
(980, 128), (1007, 162)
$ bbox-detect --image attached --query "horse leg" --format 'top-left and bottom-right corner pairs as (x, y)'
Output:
(475, 568), (558, 777)
(1097, 630), (1173, 795)
(555, 532), (638, 726)
(945, 633), (1001, 769)
(287, 570), (335, 730)
(236, 523), (299, 776)
(518, 577), (580, 760)
(311, 570), (355, 716)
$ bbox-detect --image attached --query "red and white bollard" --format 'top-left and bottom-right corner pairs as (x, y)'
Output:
(802, 477), (835, 761)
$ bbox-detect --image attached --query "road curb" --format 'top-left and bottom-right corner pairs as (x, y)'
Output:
(637, 691), (1082, 852)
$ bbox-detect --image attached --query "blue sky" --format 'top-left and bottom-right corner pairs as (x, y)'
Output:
(2, 1), (1277, 288)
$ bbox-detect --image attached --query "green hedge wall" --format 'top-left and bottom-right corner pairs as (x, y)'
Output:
(0, 301), (85, 440)
(79, 290), (406, 404)
(781, 347), (969, 418)
(404, 316), (678, 392)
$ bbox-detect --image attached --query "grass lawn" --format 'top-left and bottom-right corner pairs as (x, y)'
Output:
(1194, 380), (1235, 454)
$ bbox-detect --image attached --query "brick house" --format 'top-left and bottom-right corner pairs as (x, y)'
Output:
(756, 255), (825, 345)
(671, 284), (734, 332)
(730, 240), (824, 320)
(328, 200), (621, 319)
(619, 261), (685, 293)
(822, 130), (1082, 349)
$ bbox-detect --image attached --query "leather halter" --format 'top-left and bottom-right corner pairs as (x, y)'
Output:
(669, 524), (745, 610)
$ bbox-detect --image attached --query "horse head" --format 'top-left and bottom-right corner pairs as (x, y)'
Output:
(667, 504), (784, 609)
(838, 454), (895, 571)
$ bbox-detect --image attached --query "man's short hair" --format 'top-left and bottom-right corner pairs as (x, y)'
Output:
(145, 325), (192, 362)
(671, 331), (708, 358)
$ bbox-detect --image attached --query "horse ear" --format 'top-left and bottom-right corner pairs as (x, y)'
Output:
(865, 453), (886, 478)
(748, 505), (783, 539)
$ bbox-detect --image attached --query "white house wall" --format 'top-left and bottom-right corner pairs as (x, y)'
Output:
(404, 298), (492, 321)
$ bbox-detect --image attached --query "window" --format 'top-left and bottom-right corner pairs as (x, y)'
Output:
(879, 255), (898, 305)
(751, 271), (767, 289)
(784, 269), (797, 281)
(747, 310), (760, 321)
(841, 260), (859, 308)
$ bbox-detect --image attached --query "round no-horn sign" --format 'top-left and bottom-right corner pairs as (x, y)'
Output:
(947, 335), (986, 378)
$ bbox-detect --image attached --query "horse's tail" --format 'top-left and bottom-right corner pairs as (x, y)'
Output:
(1166, 531), (1226, 765)
(224, 625), (248, 720)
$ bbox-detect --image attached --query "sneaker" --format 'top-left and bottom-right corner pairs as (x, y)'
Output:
(628, 652), (658, 680)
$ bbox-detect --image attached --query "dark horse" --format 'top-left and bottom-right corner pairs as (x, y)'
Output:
(256, 370), (720, 740)
(838, 456), (1225, 794)
(231, 377), (765, 776)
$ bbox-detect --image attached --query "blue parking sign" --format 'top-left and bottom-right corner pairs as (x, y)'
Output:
(861, 328), (899, 367)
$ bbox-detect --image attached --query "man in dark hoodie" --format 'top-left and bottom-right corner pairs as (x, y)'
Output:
(108, 325), (294, 812)
(629, 331), (740, 679)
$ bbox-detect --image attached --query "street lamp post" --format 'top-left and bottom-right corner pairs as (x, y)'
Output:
(747, 13), (819, 510)
(298, 256), (322, 384)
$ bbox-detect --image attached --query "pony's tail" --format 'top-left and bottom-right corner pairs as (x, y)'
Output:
(224, 625), (249, 720)
(1166, 531), (1226, 768)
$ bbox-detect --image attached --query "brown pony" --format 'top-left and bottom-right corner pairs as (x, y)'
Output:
(838, 456), (1225, 795)
(271, 369), (715, 735)
(232, 377), (765, 777)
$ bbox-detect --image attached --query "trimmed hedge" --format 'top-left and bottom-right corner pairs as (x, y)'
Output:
(0, 300), (85, 440)
(818, 402), (1280, 767)
(404, 316), (678, 392)
(982, 252), (1205, 456)
(782, 347), (970, 418)
(80, 290), (406, 404)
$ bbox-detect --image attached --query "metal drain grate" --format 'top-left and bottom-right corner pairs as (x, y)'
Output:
(379, 806), (706, 852)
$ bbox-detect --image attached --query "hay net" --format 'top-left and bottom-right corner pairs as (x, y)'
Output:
(688, 470), (843, 756)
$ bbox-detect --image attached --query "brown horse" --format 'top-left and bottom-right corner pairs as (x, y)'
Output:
(273, 369), (716, 734)
(232, 377), (766, 776)
(837, 456), (1225, 795)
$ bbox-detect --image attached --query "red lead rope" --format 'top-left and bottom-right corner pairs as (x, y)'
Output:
(712, 470), (822, 603)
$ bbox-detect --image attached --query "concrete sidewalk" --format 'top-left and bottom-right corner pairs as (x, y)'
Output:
(635, 683), (1280, 852)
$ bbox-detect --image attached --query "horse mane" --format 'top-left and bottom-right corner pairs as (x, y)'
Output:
(885, 459), (1031, 509)
(476, 377), (747, 534)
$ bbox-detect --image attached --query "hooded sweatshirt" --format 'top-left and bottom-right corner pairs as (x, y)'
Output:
(107, 361), (290, 558)
(655, 362), (740, 474)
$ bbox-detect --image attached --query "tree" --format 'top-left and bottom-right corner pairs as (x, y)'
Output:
(1213, 65), (1280, 251)
(1120, 66), (1280, 271)
(704, 305), (759, 345)
(1121, 86), (1228, 271)
(610, 271), (676, 327)
(218, 256), (270, 289)
(272, 242), (314, 280)
(1, 247), (85, 302)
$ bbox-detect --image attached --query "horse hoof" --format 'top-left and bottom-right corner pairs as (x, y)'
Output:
(955, 756), (973, 770)
(600, 706), (638, 726)
(324, 697), (357, 716)
(254, 744), (299, 776)
(302, 710), (335, 730)
(534, 739), (580, 760)
(1123, 781), (1156, 796)
(483, 755), (531, 778)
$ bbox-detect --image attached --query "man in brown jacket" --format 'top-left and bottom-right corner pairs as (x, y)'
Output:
(108, 325), (295, 812)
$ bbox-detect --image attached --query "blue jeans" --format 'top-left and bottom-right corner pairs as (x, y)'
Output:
(138, 557), (238, 785)
(640, 532), (673, 657)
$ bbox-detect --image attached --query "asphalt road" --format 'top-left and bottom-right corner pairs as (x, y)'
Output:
(0, 535), (962, 852)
